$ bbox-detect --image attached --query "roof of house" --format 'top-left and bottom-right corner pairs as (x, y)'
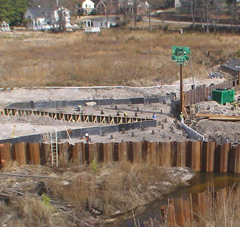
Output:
(92, 17), (117, 23)
(26, 6), (70, 18)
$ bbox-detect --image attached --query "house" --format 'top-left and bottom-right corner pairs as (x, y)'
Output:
(81, 0), (95, 15)
(83, 17), (117, 32)
(0, 21), (10, 32)
(24, 6), (71, 30)
(92, 17), (117, 28)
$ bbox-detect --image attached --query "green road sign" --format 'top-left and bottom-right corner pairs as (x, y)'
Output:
(172, 46), (191, 64)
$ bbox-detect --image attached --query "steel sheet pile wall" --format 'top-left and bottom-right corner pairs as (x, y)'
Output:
(184, 80), (238, 105)
(1, 141), (240, 173)
(160, 187), (240, 227)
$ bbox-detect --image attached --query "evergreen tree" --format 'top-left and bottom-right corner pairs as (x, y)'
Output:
(0, 0), (14, 23)
(0, 0), (27, 25)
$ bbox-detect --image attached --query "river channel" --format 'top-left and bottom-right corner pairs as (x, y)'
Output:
(117, 171), (240, 227)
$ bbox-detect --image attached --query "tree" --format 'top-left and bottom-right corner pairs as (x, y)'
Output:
(0, 0), (14, 24)
(226, 0), (240, 29)
(0, 0), (27, 25)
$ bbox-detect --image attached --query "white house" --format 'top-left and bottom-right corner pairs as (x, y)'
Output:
(92, 17), (117, 28)
(0, 21), (11, 32)
(24, 6), (71, 30)
(82, 0), (95, 15)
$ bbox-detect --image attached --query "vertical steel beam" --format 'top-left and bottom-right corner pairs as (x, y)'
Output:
(234, 145), (240, 173)
(133, 141), (141, 164)
(28, 143), (40, 165)
(119, 142), (127, 162)
(176, 141), (186, 167)
(14, 142), (27, 165)
(220, 143), (230, 172)
(180, 64), (184, 113)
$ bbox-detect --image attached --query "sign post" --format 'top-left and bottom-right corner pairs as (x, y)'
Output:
(172, 46), (191, 114)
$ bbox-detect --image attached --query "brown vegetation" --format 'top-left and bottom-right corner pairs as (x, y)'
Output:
(0, 162), (189, 226)
(49, 161), (187, 224)
(0, 30), (239, 88)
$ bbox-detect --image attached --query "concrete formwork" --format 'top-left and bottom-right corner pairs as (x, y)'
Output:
(6, 95), (175, 110)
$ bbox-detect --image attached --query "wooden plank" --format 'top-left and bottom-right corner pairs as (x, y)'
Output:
(196, 113), (240, 121)
(209, 116), (240, 121)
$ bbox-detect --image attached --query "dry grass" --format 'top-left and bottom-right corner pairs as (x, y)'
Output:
(195, 186), (240, 227)
(0, 195), (68, 227)
(48, 161), (183, 223)
(0, 30), (239, 88)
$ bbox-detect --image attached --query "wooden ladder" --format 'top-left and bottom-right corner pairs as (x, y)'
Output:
(50, 130), (58, 167)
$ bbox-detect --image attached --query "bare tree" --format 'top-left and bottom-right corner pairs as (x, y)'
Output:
(57, 7), (66, 32)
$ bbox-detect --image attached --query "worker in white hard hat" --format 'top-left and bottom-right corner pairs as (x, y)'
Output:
(85, 133), (91, 144)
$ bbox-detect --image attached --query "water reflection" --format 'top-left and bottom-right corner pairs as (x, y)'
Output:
(118, 171), (240, 227)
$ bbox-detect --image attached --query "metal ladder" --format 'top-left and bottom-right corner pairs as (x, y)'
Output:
(50, 130), (58, 166)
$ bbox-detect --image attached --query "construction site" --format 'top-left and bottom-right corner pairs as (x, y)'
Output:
(1, 58), (240, 226)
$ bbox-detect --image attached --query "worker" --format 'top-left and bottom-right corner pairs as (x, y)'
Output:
(124, 112), (128, 117)
(232, 100), (238, 110)
(76, 105), (82, 111)
(195, 104), (200, 113)
(152, 113), (157, 120)
(179, 112), (184, 123)
(85, 133), (91, 144)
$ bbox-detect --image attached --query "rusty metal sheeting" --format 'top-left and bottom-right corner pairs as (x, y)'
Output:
(184, 80), (236, 106)
(0, 141), (240, 174)
(14, 142), (27, 165)
(28, 143), (41, 165)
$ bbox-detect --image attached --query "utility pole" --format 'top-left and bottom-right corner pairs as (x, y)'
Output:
(172, 46), (191, 115)
(180, 64), (184, 113)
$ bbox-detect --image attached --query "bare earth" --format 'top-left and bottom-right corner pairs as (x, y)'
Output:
(0, 77), (239, 144)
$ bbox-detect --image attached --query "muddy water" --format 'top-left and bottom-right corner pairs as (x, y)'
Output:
(117, 172), (240, 227)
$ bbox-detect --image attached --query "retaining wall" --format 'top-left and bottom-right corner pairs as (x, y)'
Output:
(1, 140), (240, 173)
(184, 79), (238, 105)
